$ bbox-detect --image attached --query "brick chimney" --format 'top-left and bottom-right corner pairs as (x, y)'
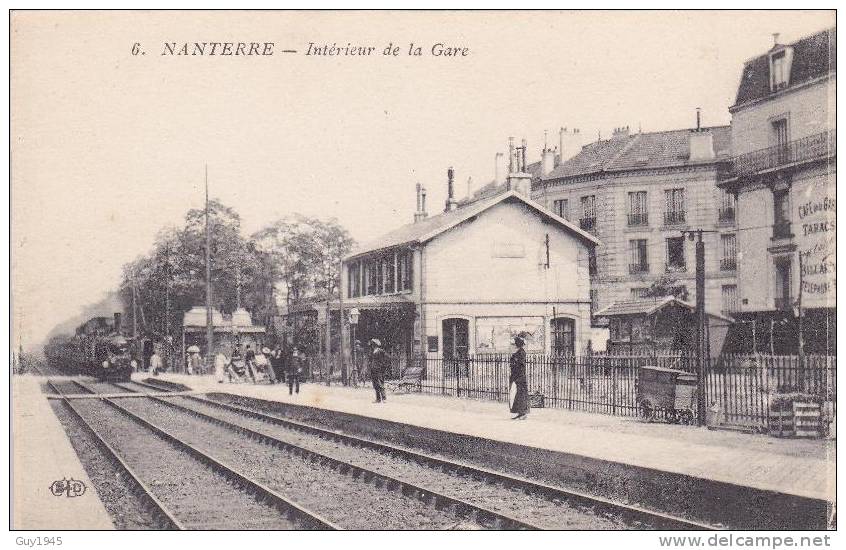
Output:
(444, 167), (458, 212)
(541, 131), (556, 176)
(507, 137), (532, 197)
(414, 183), (429, 222)
(611, 126), (630, 140)
(689, 109), (715, 162)
(559, 127), (583, 165)
(494, 152), (506, 186)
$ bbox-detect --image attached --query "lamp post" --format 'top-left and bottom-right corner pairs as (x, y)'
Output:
(349, 308), (360, 385)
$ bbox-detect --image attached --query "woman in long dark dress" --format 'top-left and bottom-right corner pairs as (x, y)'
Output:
(509, 336), (530, 420)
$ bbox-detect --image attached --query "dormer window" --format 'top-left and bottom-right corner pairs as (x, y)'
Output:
(769, 47), (794, 92)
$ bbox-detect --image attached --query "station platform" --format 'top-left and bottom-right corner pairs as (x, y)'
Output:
(11, 375), (114, 530)
(154, 372), (835, 504)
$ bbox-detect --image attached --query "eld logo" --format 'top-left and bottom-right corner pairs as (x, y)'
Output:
(49, 478), (87, 498)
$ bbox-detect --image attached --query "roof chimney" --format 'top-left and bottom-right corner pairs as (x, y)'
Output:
(689, 110), (714, 162)
(558, 127), (583, 165)
(421, 186), (427, 217)
(772, 32), (781, 47)
(508, 137), (516, 173)
(444, 167), (458, 212)
(466, 176), (473, 199)
(494, 152), (506, 185)
(541, 135), (556, 176)
(611, 126), (630, 140)
(414, 183), (428, 222)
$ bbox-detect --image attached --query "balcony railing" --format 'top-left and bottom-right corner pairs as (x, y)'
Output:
(718, 206), (736, 223)
(629, 262), (649, 274)
(580, 217), (596, 231)
(664, 211), (686, 225)
(665, 262), (687, 273)
(720, 258), (737, 271)
(773, 220), (793, 239)
(627, 212), (649, 226)
(717, 130), (836, 181)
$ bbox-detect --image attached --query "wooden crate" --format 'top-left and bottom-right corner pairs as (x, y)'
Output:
(793, 401), (821, 438)
(768, 409), (794, 438)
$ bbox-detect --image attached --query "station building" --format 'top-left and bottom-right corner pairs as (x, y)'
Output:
(341, 167), (601, 361)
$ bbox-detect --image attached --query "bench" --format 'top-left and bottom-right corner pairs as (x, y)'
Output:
(387, 364), (425, 394)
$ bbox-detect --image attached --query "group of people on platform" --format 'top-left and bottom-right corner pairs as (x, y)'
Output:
(147, 334), (530, 419)
(206, 344), (306, 395)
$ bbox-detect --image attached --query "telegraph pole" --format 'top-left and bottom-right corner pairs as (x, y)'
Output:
(205, 165), (214, 367)
(695, 231), (706, 426)
(683, 229), (714, 427)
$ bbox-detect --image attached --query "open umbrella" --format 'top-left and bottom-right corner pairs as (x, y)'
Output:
(187, 345), (200, 353)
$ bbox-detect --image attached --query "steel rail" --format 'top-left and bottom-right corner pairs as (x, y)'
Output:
(121, 388), (542, 530)
(45, 380), (185, 530)
(182, 393), (716, 530)
(109, 379), (713, 529)
(70, 381), (339, 531)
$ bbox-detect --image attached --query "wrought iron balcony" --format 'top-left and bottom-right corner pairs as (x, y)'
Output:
(629, 262), (649, 274)
(627, 212), (649, 226)
(718, 206), (736, 223)
(720, 258), (737, 271)
(663, 211), (686, 225)
(580, 217), (596, 231)
(665, 262), (687, 273)
(717, 130), (836, 182)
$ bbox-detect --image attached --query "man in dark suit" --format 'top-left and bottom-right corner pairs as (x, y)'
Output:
(369, 339), (389, 403)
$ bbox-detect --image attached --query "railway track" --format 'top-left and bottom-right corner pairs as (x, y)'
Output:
(71, 378), (711, 529)
(47, 379), (337, 530)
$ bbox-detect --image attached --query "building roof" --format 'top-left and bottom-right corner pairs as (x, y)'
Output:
(346, 189), (600, 260)
(733, 27), (836, 107)
(540, 126), (731, 182)
(595, 296), (734, 323)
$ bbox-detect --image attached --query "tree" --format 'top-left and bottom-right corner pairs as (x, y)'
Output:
(642, 274), (690, 301)
(118, 200), (274, 346)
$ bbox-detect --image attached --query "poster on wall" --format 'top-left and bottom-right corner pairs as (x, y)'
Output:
(475, 316), (545, 353)
(797, 191), (835, 308)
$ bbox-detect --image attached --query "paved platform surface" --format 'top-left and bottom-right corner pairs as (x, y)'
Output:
(12, 375), (114, 530)
(156, 372), (836, 503)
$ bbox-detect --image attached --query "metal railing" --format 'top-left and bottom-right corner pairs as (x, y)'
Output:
(665, 262), (687, 273)
(579, 217), (596, 231)
(717, 130), (836, 181)
(720, 258), (737, 271)
(373, 352), (836, 430)
(629, 262), (649, 274)
(718, 207), (736, 223)
(627, 212), (649, 226)
(663, 211), (686, 225)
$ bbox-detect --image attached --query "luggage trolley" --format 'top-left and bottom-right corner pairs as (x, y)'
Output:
(636, 365), (698, 424)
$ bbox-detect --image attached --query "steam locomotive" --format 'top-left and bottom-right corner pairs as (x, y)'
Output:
(44, 312), (134, 382)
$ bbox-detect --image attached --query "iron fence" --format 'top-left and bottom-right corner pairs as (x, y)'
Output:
(369, 351), (836, 429)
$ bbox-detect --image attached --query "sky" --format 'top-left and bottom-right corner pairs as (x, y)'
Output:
(11, 10), (835, 351)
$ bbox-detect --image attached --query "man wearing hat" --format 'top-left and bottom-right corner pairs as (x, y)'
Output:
(288, 346), (304, 395)
(509, 335), (530, 420)
(368, 338), (389, 403)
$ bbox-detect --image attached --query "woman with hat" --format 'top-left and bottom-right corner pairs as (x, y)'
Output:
(509, 335), (530, 420)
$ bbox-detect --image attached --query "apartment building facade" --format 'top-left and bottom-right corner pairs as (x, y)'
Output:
(717, 27), (836, 354)
(532, 124), (739, 321)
